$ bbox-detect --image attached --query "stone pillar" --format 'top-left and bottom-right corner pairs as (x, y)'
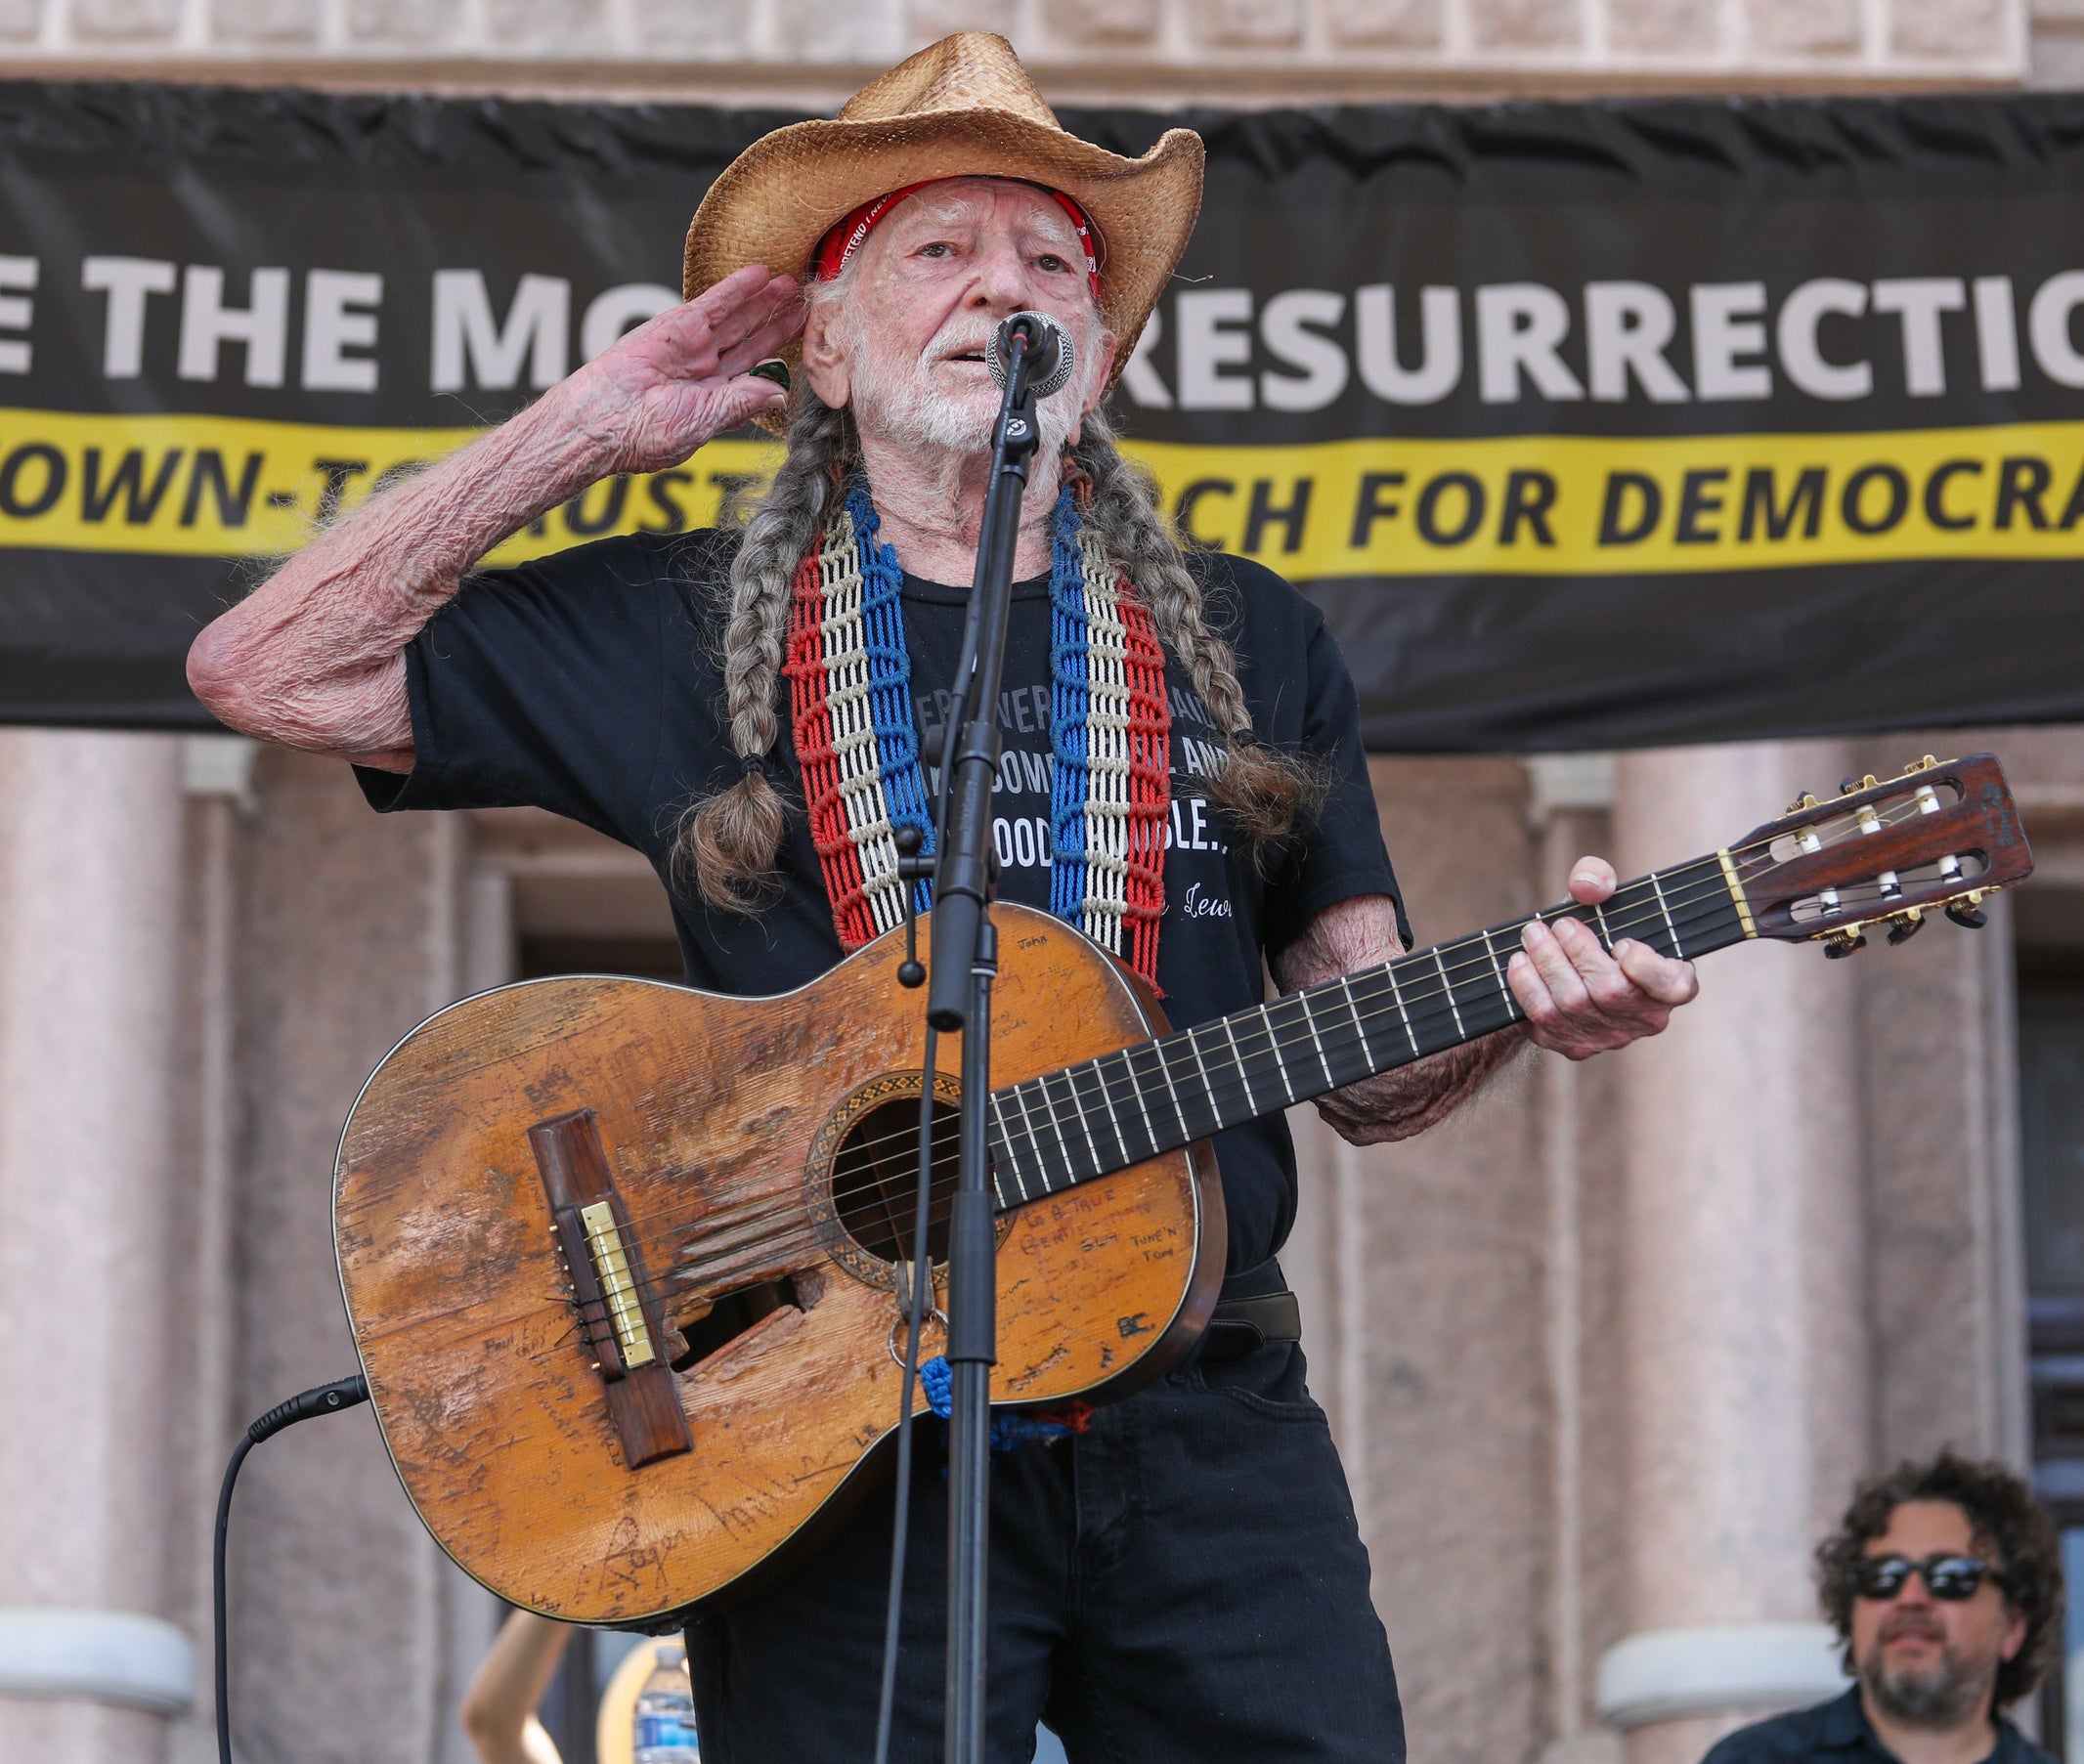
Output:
(228, 753), (476, 1764)
(1601, 742), (1871, 1764)
(0, 731), (191, 1760)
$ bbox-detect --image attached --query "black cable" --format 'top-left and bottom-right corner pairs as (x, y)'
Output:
(874, 1026), (941, 1764)
(215, 1374), (370, 1764)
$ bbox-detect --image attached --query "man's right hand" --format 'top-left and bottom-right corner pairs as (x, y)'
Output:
(186, 263), (804, 766)
(557, 265), (803, 474)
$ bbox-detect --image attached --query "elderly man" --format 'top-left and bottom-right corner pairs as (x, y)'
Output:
(1706, 1453), (2063, 1764)
(189, 33), (1697, 1763)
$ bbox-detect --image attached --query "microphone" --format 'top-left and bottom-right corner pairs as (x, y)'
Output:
(987, 312), (1075, 400)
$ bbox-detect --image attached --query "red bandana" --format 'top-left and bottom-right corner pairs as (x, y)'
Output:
(810, 180), (1103, 299)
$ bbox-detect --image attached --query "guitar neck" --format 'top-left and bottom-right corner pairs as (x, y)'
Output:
(985, 849), (1755, 1211)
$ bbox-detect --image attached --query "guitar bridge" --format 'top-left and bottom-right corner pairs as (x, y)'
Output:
(577, 1199), (656, 1369)
(529, 1108), (692, 1470)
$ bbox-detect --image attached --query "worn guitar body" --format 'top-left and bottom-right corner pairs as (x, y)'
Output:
(338, 753), (2035, 1628)
(334, 903), (1223, 1628)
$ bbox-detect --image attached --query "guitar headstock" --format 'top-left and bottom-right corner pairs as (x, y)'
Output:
(1728, 753), (2032, 956)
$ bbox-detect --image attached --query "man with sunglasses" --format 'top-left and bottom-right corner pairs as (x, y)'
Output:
(1706, 1452), (2062, 1764)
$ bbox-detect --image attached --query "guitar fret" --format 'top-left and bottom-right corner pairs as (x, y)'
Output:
(1480, 926), (1515, 1010)
(1147, 1038), (1193, 1144)
(1591, 900), (1613, 952)
(1432, 947), (1466, 1040)
(1047, 1069), (1102, 1180)
(1181, 1025), (1227, 1136)
(987, 1092), (1031, 1204)
(1112, 1049), (1157, 1160)
(1220, 1015), (1260, 1117)
(1030, 1078), (1075, 1188)
(1386, 961), (1418, 1055)
(1338, 973), (1375, 1074)
(1298, 992), (1335, 1092)
(1246, 1010), (1288, 1107)
(1253, 1003), (1293, 1104)
(1250, 1000), (1288, 1102)
(1647, 869), (1684, 959)
(1078, 1058), (1130, 1171)
(1010, 1083), (1050, 1195)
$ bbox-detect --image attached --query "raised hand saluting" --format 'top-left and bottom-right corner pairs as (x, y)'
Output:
(561, 266), (803, 473)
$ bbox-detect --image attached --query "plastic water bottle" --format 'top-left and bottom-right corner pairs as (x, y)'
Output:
(632, 1644), (699, 1762)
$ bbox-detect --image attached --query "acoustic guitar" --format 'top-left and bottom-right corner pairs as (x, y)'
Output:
(334, 753), (2030, 1627)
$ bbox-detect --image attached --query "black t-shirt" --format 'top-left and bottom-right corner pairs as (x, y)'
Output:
(1702, 1690), (2055, 1764)
(357, 527), (1405, 1274)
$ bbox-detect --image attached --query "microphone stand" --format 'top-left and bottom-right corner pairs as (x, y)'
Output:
(925, 323), (1045, 1764)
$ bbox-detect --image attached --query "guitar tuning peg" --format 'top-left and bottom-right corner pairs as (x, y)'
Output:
(1945, 900), (1989, 930)
(1900, 754), (1938, 776)
(1786, 790), (1821, 815)
(1823, 929), (1868, 959)
(1839, 774), (1880, 796)
(1886, 908), (1925, 947)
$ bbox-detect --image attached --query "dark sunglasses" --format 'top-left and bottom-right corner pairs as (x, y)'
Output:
(1848, 1554), (2005, 1602)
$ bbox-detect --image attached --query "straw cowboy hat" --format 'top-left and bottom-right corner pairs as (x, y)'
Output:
(681, 31), (1203, 400)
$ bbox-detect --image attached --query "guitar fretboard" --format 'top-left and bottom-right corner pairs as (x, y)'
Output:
(985, 851), (1753, 1211)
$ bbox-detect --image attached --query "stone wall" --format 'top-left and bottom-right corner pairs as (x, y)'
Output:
(0, 0), (2036, 96)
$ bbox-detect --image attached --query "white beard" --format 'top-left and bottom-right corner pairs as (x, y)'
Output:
(842, 306), (1095, 461)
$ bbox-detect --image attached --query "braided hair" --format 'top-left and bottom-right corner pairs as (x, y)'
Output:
(671, 393), (851, 911)
(675, 392), (1324, 912)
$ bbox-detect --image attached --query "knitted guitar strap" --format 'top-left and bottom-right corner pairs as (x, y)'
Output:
(1046, 491), (1173, 988)
(784, 485), (1171, 987)
(783, 488), (936, 951)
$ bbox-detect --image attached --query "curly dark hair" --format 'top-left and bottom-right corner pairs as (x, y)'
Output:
(1814, 1450), (2064, 1708)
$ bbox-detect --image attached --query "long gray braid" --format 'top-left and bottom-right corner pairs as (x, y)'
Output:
(1071, 406), (1326, 847)
(672, 393), (854, 910)
(677, 396), (1322, 912)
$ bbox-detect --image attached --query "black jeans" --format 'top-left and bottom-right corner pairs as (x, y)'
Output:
(683, 1341), (1405, 1763)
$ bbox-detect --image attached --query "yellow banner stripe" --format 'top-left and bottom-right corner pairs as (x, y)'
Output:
(0, 410), (779, 566)
(1132, 423), (2084, 577)
(2, 409), (2082, 577)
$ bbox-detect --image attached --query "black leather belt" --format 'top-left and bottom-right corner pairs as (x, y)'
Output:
(1200, 1290), (1302, 1363)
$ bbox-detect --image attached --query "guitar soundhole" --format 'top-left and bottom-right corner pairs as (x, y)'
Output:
(831, 1097), (961, 1265)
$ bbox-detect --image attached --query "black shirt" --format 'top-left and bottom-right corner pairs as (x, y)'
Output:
(357, 527), (1405, 1276)
(1704, 1691), (2057, 1764)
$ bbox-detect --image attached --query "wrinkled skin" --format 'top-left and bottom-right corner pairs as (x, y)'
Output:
(183, 175), (1694, 1141)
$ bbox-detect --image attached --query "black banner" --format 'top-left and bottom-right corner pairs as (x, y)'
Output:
(2, 82), (2083, 747)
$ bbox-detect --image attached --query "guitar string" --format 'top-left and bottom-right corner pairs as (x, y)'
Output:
(632, 791), (1950, 1239)
(474, 797), (1985, 1370)
(609, 864), (1941, 1296)
(583, 875), (1742, 1308)
(667, 788), (1948, 1211)
(490, 859), (1772, 1338)
(598, 847), (1942, 1303)
(868, 787), (1960, 1185)
(598, 796), (1956, 1267)
(501, 862), (1893, 1367)
(491, 854), (1950, 1368)
(494, 791), (1965, 1334)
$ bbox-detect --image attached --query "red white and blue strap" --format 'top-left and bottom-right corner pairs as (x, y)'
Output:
(784, 491), (935, 951)
(785, 487), (1169, 985)
(1048, 494), (1171, 988)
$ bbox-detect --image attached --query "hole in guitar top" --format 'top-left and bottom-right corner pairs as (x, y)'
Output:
(672, 1273), (810, 1371)
(831, 1096), (961, 1266)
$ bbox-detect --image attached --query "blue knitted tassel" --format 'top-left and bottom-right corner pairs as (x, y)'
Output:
(919, 1355), (1076, 1451)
